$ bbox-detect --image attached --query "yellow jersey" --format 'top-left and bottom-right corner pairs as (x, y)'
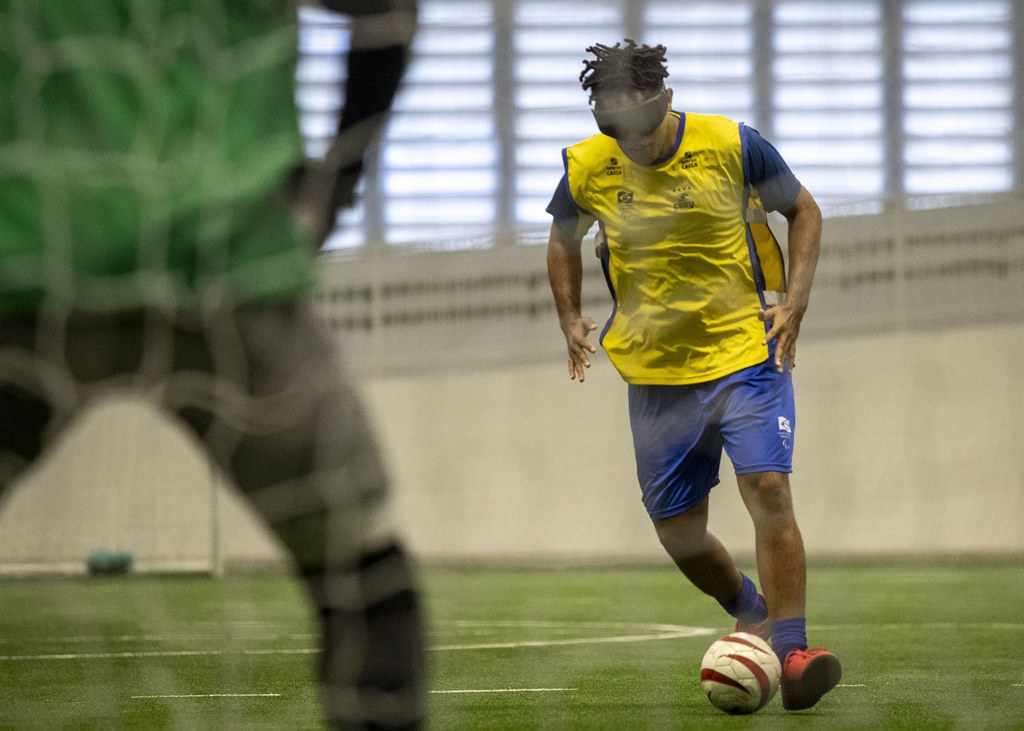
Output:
(563, 112), (787, 385)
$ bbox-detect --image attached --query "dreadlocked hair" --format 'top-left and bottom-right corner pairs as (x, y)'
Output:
(579, 39), (669, 97)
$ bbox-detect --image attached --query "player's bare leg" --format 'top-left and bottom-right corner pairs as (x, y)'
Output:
(735, 471), (805, 621)
(654, 497), (770, 639)
(737, 470), (840, 710)
(653, 497), (743, 605)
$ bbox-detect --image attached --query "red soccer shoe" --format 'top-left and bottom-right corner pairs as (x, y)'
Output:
(780, 647), (842, 710)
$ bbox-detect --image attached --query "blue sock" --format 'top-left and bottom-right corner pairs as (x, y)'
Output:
(719, 574), (767, 624)
(771, 617), (807, 663)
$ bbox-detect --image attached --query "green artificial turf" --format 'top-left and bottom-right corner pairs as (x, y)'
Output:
(0, 561), (1020, 729)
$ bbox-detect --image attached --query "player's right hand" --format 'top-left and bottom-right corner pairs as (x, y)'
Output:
(563, 317), (598, 383)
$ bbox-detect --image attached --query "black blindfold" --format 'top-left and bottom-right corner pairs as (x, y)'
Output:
(590, 89), (668, 140)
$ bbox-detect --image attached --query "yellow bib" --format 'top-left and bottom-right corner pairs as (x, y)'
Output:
(565, 113), (784, 385)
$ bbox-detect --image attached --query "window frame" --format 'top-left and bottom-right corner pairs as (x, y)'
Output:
(296, 0), (1023, 251)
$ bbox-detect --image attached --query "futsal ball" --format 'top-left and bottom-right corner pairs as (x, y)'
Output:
(699, 632), (781, 714)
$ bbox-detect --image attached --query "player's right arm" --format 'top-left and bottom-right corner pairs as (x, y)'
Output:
(547, 214), (598, 383)
(295, 0), (418, 248)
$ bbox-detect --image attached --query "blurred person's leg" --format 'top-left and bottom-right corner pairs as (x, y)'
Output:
(169, 303), (425, 730)
(0, 316), (53, 489)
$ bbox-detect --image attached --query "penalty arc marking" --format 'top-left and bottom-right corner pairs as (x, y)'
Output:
(430, 688), (576, 694)
(431, 620), (717, 651)
(132, 693), (282, 699)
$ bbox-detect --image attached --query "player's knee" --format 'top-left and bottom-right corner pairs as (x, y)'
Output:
(653, 506), (712, 557)
(740, 472), (793, 516)
(318, 543), (426, 728)
(359, 544), (419, 605)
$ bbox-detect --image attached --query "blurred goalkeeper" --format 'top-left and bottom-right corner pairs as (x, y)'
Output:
(0, 1), (423, 729)
(546, 40), (841, 711)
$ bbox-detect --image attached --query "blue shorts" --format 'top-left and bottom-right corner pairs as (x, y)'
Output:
(627, 356), (795, 521)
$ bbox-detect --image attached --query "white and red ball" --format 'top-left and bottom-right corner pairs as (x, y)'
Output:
(699, 632), (781, 714)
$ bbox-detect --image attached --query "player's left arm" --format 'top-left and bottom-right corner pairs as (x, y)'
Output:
(760, 185), (821, 373)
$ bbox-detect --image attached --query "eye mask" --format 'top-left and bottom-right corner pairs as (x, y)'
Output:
(591, 90), (668, 139)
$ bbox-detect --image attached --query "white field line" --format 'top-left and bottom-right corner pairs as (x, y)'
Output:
(432, 632), (701, 651)
(1, 620), (1021, 663)
(0, 621), (715, 661)
(0, 648), (318, 661)
(132, 689), (576, 701)
(814, 622), (1024, 632)
(0, 633), (317, 646)
(0, 649), (225, 661)
(132, 693), (281, 699)
(8, 621), (1021, 650)
(432, 621), (716, 651)
(430, 688), (575, 694)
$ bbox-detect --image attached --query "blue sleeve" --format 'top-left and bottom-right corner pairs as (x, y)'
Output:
(545, 172), (581, 220)
(743, 126), (802, 212)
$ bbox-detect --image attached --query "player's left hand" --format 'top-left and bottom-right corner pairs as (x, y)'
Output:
(759, 302), (805, 373)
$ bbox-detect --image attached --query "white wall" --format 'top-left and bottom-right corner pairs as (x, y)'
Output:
(794, 323), (1024, 555)
(0, 399), (215, 573)
(367, 321), (1024, 562)
(2, 320), (1019, 571)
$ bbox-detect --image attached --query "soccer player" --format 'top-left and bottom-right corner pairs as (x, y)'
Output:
(0, 1), (423, 729)
(546, 40), (841, 711)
